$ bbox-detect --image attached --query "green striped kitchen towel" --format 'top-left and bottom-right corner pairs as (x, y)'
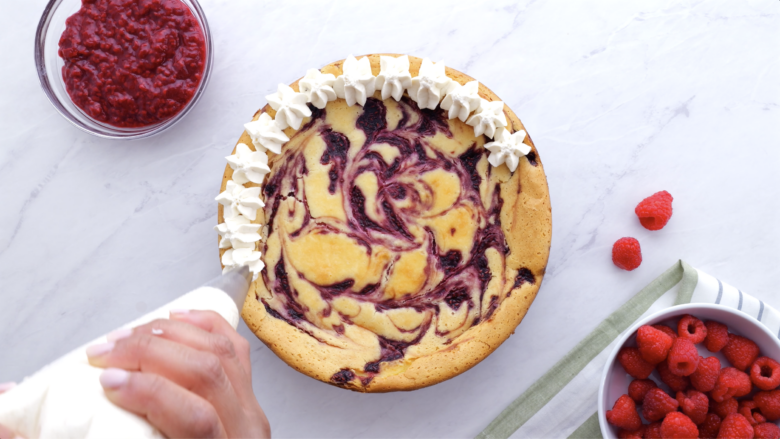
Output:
(476, 260), (780, 439)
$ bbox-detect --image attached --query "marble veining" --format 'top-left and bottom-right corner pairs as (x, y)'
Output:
(1, 0), (778, 437)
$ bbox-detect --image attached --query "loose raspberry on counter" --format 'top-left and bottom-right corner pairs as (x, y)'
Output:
(657, 360), (690, 392)
(690, 355), (721, 392)
(676, 389), (709, 425)
(617, 426), (645, 439)
(698, 413), (722, 439)
(677, 314), (707, 344)
(606, 394), (643, 431)
(755, 390), (780, 421)
(628, 378), (658, 404)
(643, 388), (680, 422)
(711, 397), (739, 420)
(704, 321), (730, 352)
(751, 357), (780, 391)
(612, 237), (642, 271)
(667, 338), (700, 376)
(637, 325), (674, 364)
(723, 334), (760, 371)
(653, 324), (678, 342)
(717, 413), (755, 439)
(645, 421), (663, 439)
(712, 367), (753, 402)
(661, 412), (699, 439)
(755, 422), (780, 439)
(618, 347), (655, 379)
(740, 400), (768, 426)
(635, 190), (674, 231)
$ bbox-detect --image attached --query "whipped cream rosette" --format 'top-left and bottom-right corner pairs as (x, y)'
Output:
(485, 128), (531, 172)
(215, 216), (261, 250)
(243, 113), (288, 155)
(299, 69), (337, 110)
(375, 55), (413, 101)
(216, 180), (264, 220)
(409, 58), (456, 110)
(468, 99), (508, 139)
(226, 143), (271, 185)
(265, 84), (312, 130)
(217, 54), (551, 392)
(441, 80), (481, 122)
(333, 55), (377, 107)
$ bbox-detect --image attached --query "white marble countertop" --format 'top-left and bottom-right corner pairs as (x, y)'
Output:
(1, 0), (778, 437)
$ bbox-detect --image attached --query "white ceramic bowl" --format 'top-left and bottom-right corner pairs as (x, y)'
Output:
(599, 303), (780, 438)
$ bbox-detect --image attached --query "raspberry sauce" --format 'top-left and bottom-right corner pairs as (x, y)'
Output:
(58, 0), (206, 127)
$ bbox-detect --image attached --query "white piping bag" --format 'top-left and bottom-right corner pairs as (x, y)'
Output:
(0, 266), (251, 439)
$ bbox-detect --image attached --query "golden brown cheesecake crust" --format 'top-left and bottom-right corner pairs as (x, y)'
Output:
(219, 54), (551, 392)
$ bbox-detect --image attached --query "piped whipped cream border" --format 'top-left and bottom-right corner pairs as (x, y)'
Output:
(215, 55), (531, 279)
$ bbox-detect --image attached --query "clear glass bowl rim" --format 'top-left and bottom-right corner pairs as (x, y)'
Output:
(34, 0), (214, 140)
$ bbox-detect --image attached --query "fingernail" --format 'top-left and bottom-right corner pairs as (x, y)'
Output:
(86, 342), (115, 359)
(0, 382), (16, 393)
(106, 328), (133, 342)
(99, 368), (129, 389)
(169, 309), (190, 317)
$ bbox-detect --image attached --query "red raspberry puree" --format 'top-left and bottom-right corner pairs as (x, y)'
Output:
(58, 0), (206, 128)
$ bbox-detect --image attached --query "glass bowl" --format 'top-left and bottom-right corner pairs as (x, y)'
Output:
(34, 0), (213, 140)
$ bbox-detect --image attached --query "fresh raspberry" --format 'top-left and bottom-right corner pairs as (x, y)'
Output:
(690, 355), (721, 392)
(755, 422), (780, 439)
(667, 338), (700, 376)
(740, 400), (768, 426)
(629, 378), (658, 404)
(677, 314), (708, 344)
(704, 321), (729, 353)
(722, 334), (760, 371)
(675, 390), (709, 425)
(645, 422), (663, 439)
(643, 388), (680, 422)
(711, 397), (739, 420)
(661, 412), (699, 439)
(617, 426), (645, 439)
(751, 357), (780, 391)
(712, 367), (753, 402)
(637, 325), (674, 364)
(653, 324), (678, 342)
(698, 413), (722, 439)
(607, 394), (643, 431)
(658, 360), (690, 392)
(613, 237), (642, 271)
(755, 390), (780, 421)
(619, 347), (655, 379)
(717, 413), (755, 439)
(635, 190), (674, 231)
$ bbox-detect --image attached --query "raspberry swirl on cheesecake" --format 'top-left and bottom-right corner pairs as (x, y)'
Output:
(219, 55), (551, 392)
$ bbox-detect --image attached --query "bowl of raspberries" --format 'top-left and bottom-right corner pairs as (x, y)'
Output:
(599, 303), (780, 439)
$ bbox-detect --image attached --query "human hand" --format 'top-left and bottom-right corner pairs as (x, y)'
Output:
(86, 310), (270, 438)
